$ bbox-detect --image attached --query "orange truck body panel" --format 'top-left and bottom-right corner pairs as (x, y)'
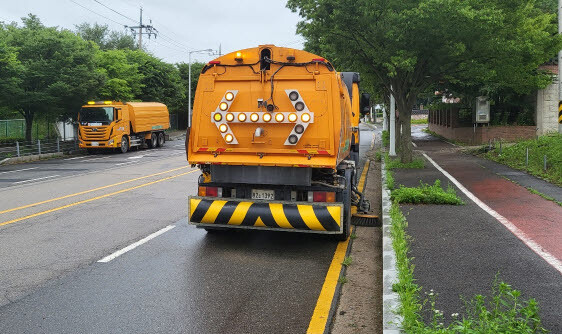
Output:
(126, 102), (170, 133)
(188, 45), (352, 169)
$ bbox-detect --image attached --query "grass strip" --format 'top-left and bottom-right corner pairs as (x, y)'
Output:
(385, 153), (425, 169)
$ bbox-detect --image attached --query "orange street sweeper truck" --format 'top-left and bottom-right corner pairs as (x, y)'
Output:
(187, 45), (369, 240)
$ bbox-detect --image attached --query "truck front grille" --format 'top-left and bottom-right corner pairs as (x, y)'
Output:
(81, 126), (109, 140)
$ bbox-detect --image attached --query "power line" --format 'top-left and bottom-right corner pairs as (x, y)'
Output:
(69, 0), (126, 27)
(92, 0), (137, 23)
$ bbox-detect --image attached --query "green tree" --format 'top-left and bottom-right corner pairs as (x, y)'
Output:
(0, 15), (103, 141)
(95, 49), (144, 101)
(177, 61), (204, 110)
(125, 51), (184, 112)
(76, 23), (135, 50)
(287, 0), (561, 162)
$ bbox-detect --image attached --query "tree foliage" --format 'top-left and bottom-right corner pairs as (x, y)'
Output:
(0, 15), (103, 141)
(75, 23), (135, 50)
(287, 0), (561, 162)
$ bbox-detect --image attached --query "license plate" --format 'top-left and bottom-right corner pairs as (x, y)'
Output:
(88, 123), (102, 126)
(251, 189), (275, 201)
(91, 142), (99, 146)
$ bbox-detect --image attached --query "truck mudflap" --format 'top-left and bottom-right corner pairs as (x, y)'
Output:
(189, 196), (343, 233)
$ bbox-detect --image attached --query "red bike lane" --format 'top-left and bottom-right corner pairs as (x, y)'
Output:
(421, 141), (562, 271)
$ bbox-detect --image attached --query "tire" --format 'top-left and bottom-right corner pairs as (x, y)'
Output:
(120, 136), (129, 153)
(147, 133), (157, 148)
(334, 168), (352, 241)
(157, 132), (165, 147)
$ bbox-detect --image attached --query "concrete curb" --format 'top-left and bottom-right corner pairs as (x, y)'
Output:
(0, 152), (64, 165)
(381, 159), (404, 333)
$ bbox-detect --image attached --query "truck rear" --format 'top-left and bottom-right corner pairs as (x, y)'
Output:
(187, 45), (367, 240)
(79, 101), (169, 153)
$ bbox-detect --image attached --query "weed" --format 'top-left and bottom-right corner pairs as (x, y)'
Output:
(526, 187), (562, 207)
(375, 151), (382, 162)
(338, 276), (348, 284)
(350, 232), (357, 240)
(391, 180), (464, 205)
(342, 256), (353, 267)
(386, 170), (395, 190)
(382, 130), (390, 147)
(411, 118), (428, 124)
(484, 135), (562, 186)
(385, 153), (425, 169)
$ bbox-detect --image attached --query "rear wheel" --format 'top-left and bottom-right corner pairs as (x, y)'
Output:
(147, 133), (157, 148)
(157, 132), (165, 147)
(334, 168), (352, 241)
(120, 136), (129, 153)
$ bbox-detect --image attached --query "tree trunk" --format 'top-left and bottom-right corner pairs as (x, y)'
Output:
(24, 112), (34, 143)
(396, 97), (413, 163)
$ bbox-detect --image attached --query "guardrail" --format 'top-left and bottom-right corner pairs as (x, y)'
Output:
(0, 138), (80, 160)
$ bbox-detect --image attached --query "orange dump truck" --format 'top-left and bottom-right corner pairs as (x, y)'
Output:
(79, 101), (169, 153)
(187, 45), (369, 240)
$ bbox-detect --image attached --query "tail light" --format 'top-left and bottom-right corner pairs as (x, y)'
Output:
(308, 191), (336, 202)
(199, 186), (222, 197)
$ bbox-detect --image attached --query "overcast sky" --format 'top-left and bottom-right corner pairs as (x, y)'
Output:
(0, 0), (305, 64)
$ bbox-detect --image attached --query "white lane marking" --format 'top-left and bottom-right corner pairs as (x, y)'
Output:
(0, 167), (38, 175)
(412, 142), (418, 148)
(127, 155), (145, 160)
(98, 225), (176, 263)
(64, 156), (88, 161)
(82, 157), (111, 162)
(422, 153), (562, 274)
(174, 144), (184, 148)
(115, 161), (140, 166)
(13, 175), (60, 184)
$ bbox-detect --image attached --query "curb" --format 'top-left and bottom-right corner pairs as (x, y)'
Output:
(0, 152), (64, 165)
(381, 159), (404, 333)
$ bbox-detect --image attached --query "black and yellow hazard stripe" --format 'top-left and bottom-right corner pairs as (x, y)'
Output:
(189, 196), (342, 232)
(559, 101), (562, 124)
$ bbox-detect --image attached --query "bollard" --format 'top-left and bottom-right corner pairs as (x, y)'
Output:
(525, 147), (529, 167)
(16, 141), (20, 157)
(544, 155), (547, 172)
(38, 140), (41, 155)
(57, 137), (60, 153)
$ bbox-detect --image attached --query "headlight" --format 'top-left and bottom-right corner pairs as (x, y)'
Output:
(108, 139), (114, 145)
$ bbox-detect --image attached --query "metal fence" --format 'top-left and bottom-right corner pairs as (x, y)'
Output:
(0, 138), (79, 160)
(0, 119), (25, 138)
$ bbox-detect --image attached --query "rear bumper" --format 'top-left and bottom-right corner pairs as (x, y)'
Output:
(188, 196), (343, 234)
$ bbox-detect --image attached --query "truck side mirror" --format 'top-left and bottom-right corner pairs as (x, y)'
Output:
(360, 93), (371, 115)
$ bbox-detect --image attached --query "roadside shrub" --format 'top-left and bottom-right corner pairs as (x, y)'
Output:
(382, 130), (390, 147)
(385, 153), (425, 169)
(391, 180), (463, 205)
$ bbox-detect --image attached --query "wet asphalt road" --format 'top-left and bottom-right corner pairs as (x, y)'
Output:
(0, 124), (375, 333)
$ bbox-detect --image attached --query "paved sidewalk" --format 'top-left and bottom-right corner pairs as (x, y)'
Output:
(392, 135), (561, 332)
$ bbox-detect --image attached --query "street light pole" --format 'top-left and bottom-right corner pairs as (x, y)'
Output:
(188, 49), (214, 128)
(389, 86), (397, 157)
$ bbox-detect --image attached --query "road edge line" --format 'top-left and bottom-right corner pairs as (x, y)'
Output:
(97, 225), (176, 263)
(422, 152), (562, 275)
(307, 159), (370, 334)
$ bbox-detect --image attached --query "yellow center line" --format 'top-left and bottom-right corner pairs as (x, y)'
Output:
(0, 170), (198, 228)
(307, 159), (370, 334)
(0, 166), (192, 215)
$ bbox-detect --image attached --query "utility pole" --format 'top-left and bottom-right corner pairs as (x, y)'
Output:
(125, 6), (158, 49)
(559, 0), (562, 132)
(389, 87), (397, 157)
